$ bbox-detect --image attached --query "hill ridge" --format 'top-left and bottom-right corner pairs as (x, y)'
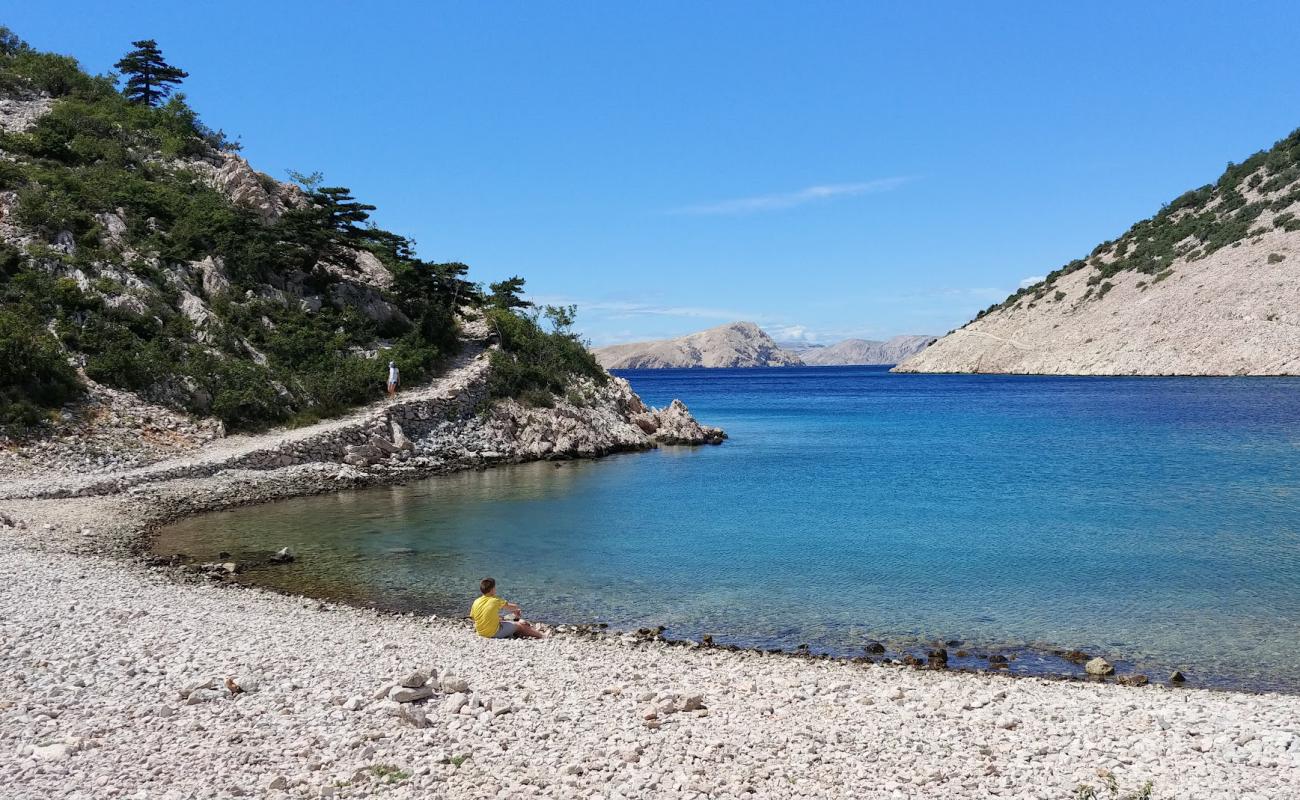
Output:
(897, 127), (1300, 375)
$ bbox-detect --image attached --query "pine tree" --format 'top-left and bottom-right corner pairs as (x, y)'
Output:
(311, 187), (377, 241)
(114, 40), (188, 106)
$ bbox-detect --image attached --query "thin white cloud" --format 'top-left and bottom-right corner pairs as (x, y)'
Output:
(670, 177), (912, 216)
(767, 324), (819, 343)
(1019, 275), (1046, 289)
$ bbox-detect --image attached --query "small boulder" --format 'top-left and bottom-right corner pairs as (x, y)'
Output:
(440, 675), (470, 694)
(865, 641), (886, 654)
(398, 704), (430, 728)
(1118, 674), (1149, 687)
(186, 688), (222, 705)
(269, 547), (295, 564)
(32, 743), (73, 762)
(442, 692), (468, 714)
(1169, 670), (1187, 683)
(178, 678), (216, 699)
(681, 694), (705, 712)
(389, 685), (433, 703)
(400, 668), (432, 689)
(227, 673), (261, 694)
(1085, 657), (1115, 676)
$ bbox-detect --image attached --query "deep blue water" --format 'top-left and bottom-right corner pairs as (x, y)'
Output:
(157, 367), (1300, 691)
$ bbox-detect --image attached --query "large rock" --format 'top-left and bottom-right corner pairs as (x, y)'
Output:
(194, 255), (232, 299)
(328, 282), (411, 328)
(1085, 657), (1115, 676)
(196, 153), (297, 223)
(0, 94), (54, 134)
(647, 399), (726, 445)
(388, 685), (433, 703)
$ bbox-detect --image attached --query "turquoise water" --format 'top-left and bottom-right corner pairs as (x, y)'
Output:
(156, 367), (1300, 691)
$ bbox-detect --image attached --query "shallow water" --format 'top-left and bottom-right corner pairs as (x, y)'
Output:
(156, 367), (1300, 691)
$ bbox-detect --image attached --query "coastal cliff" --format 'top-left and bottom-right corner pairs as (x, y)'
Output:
(897, 129), (1300, 375)
(593, 321), (802, 369)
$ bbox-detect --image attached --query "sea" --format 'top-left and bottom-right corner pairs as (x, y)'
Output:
(154, 366), (1300, 692)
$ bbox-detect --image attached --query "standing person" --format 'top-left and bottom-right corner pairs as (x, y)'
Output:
(387, 360), (399, 397)
(470, 577), (545, 639)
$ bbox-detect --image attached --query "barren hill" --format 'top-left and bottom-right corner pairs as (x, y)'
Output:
(800, 335), (935, 366)
(593, 322), (802, 369)
(896, 129), (1300, 376)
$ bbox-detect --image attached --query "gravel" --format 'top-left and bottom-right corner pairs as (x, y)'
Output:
(0, 343), (1297, 798)
(1, 498), (1299, 799)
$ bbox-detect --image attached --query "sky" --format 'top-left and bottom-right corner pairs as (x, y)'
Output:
(8, 2), (1300, 345)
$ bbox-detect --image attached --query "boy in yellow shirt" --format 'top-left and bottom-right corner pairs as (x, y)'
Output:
(470, 577), (545, 639)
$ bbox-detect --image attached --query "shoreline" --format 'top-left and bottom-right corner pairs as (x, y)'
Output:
(3, 387), (1300, 797)
(4, 471), (1300, 799)
(140, 456), (1285, 697)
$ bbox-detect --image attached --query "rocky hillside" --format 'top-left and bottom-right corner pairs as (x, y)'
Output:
(897, 128), (1300, 375)
(0, 30), (613, 437)
(593, 321), (803, 369)
(799, 335), (935, 366)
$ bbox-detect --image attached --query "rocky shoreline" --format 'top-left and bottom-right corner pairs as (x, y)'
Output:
(3, 363), (1300, 798)
(4, 499), (1299, 799)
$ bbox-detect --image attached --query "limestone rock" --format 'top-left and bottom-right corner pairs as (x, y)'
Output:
(388, 684), (433, 703)
(442, 692), (468, 714)
(399, 668), (432, 689)
(440, 675), (470, 694)
(1085, 657), (1115, 676)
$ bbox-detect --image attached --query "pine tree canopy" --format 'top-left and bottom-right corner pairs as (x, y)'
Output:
(489, 276), (533, 310)
(114, 39), (188, 106)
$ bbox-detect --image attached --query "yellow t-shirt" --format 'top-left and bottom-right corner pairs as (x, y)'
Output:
(470, 595), (508, 637)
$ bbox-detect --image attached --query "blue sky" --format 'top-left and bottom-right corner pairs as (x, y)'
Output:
(8, 2), (1300, 344)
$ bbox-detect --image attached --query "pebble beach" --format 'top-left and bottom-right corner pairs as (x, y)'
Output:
(2, 472), (1299, 800)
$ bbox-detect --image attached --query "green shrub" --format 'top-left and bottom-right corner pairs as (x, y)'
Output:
(0, 309), (83, 430)
(486, 307), (605, 405)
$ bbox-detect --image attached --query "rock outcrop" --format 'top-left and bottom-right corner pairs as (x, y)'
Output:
(799, 335), (936, 366)
(0, 332), (726, 500)
(897, 129), (1300, 376)
(594, 322), (803, 369)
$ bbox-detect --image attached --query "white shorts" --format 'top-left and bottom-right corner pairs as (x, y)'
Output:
(491, 621), (518, 639)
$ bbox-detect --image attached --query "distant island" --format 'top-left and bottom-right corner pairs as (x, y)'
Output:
(592, 322), (935, 369)
(896, 128), (1300, 376)
(792, 335), (937, 366)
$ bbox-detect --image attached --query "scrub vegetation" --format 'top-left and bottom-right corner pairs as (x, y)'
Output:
(976, 127), (1300, 319)
(0, 28), (602, 433)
